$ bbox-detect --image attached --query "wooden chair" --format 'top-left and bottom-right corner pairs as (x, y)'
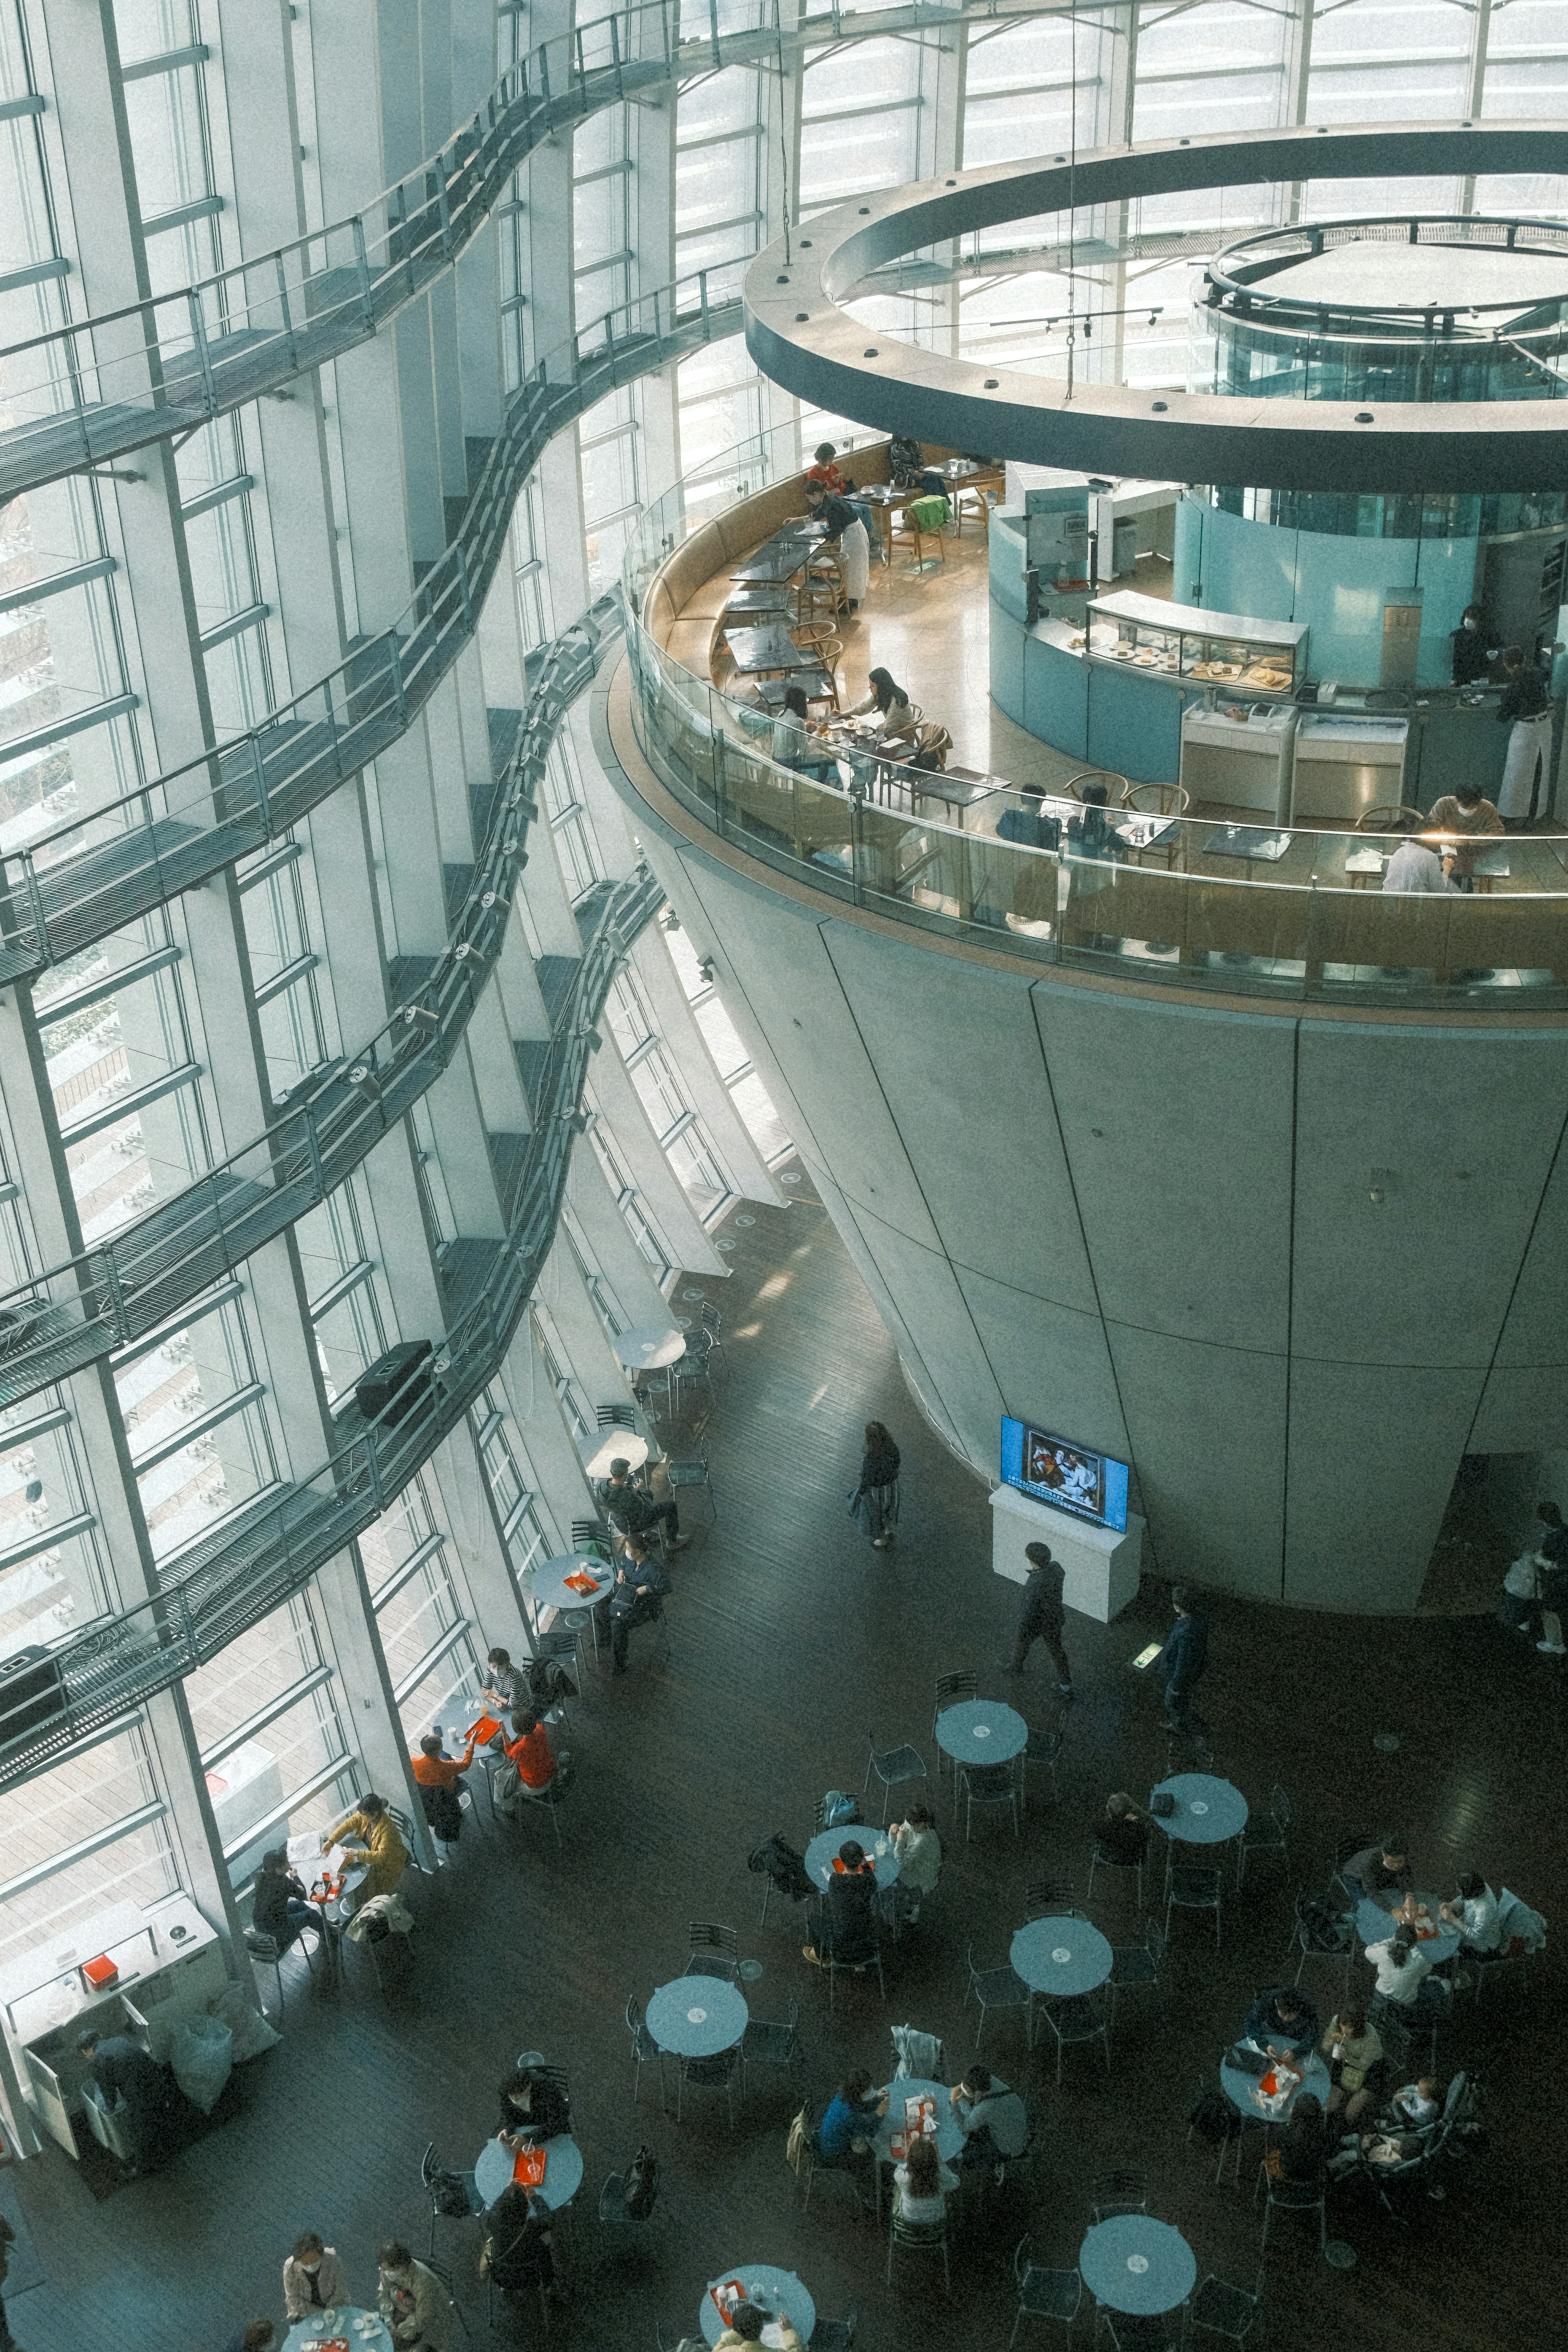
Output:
(800, 639), (844, 715)
(1356, 804), (1425, 832)
(890, 496), (948, 572)
(796, 553), (847, 624)
(951, 479), (1002, 539)
(1121, 779), (1190, 816)
(1065, 769), (1125, 804)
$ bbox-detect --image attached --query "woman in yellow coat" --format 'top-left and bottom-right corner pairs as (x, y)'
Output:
(323, 1791), (408, 1899)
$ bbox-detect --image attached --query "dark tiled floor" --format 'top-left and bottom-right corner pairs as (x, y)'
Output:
(5, 1173), (1563, 2352)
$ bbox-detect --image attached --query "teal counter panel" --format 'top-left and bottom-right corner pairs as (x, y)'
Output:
(1025, 632), (1089, 759)
(991, 602), (1026, 723)
(1087, 666), (1184, 781)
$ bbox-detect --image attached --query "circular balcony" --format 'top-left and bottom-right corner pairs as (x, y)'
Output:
(621, 426), (1568, 1015)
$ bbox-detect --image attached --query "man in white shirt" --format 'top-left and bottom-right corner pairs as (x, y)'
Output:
(1382, 835), (1455, 894)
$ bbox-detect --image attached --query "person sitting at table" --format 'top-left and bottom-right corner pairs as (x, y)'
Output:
(1367, 1924), (1446, 2022)
(592, 1533), (672, 1675)
(1425, 781), (1504, 890)
(1267, 2091), (1329, 2183)
(1321, 2008), (1384, 2126)
(377, 2242), (455, 2352)
(889, 1803), (942, 1922)
(806, 441), (846, 497)
(283, 2231), (349, 2321)
(888, 433), (946, 498)
(1440, 1871), (1502, 1955)
(411, 1730), (477, 1844)
(771, 686), (838, 783)
(717, 2306), (802, 2352)
(499, 2062), (572, 2144)
(499, 1708), (570, 1803)
(323, 1791), (408, 1903)
(893, 2130), (960, 2226)
(1244, 1983), (1320, 2057)
(481, 2179), (559, 2304)
(1382, 831), (1455, 894)
(1342, 1833), (1416, 1910)
(1062, 783), (1125, 950)
(598, 1457), (687, 1553)
(803, 1837), (879, 1964)
(250, 1846), (324, 1956)
(1095, 1792), (1151, 1870)
(949, 2064), (1028, 2169)
(480, 1647), (524, 1723)
(844, 667), (916, 744)
(816, 2065), (886, 2192)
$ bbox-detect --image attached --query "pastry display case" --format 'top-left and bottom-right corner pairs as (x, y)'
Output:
(1083, 590), (1309, 696)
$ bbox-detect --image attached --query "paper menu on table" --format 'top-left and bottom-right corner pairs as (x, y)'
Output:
(710, 2281), (746, 2324)
(903, 2093), (936, 2136)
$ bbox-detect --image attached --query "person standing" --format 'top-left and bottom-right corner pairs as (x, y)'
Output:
(411, 1730), (477, 1843)
(1450, 604), (1496, 687)
(595, 1534), (671, 1674)
(283, 2234), (348, 2322)
(849, 1420), (900, 1548)
(1007, 1541), (1073, 1695)
(1532, 1498), (1568, 1654)
(75, 2026), (184, 2174)
(1495, 647), (1553, 825)
(1157, 1587), (1209, 1736)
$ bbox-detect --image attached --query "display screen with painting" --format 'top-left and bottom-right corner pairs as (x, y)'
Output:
(1000, 1415), (1129, 1533)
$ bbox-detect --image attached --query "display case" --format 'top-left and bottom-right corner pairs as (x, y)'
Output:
(1082, 590), (1310, 696)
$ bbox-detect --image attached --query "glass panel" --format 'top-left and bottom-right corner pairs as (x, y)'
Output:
(184, 1594), (354, 1879)
(0, 1395), (105, 1659)
(0, 1727), (175, 1964)
(115, 1285), (276, 1559)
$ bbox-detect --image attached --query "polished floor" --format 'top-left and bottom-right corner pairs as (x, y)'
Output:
(4, 1174), (1564, 2352)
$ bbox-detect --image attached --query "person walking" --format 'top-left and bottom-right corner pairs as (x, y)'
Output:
(849, 1420), (900, 1548)
(1495, 647), (1553, 825)
(1006, 1541), (1072, 1695)
(594, 1534), (672, 1674)
(1157, 1586), (1209, 1737)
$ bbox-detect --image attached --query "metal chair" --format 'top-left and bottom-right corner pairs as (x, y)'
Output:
(1237, 1784), (1290, 1887)
(886, 2205), (951, 2294)
(664, 1447), (717, 1525)
(1087, 1835), (1146, 1908)
(676, 2044), (740, 2129)
(1090, 2167), (1149, 2221)
(813, 2312), (859, 2352)
(421, 2141), (484, 2257)
(597, 1402), (637, 1431)
(1035, 1988), (1111, 2085)
(820, 1935), (886, 2013)
(1107, 1919), (1166, 2024)
(625, 1992), (667, 2107)
(1022, 1879), (1084, 1918)
(570, 1518), (612, 1554)
(696, 1298), (726, 1372)
(686, 1920), (740, 1981)
(245, 1927), (318, 2020)
(797, 2096), (864, 2217)
(1021, 1725), (1063, 1806)
(1166, 1864), (1223, 1949)
(668, 1328), (715, 1417)
(1099, 2315), (1182, 2352)
(1009, 2238), (1082, 2348)
(958, 1757), (1020, 1842)
(965, 1942), (1031, 2047)
(597, 2170), (657, 2230)
(741, 1998), (804, 2092)
(864, 1729), (927, 1823)
(1256, 2163), (1327, 2255)
(1188, 2270), (1264, 2347)
(1286, 1889), (1354, 1996)
(931, 1670), (978, 1784)
(421, 2254), (474, 2344)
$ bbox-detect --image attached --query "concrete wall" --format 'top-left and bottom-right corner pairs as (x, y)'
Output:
(612, 741), (1568, 1612)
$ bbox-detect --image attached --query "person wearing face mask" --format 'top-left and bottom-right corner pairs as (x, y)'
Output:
(283, 2233), (348, 2321)
(1449, 603), (1497, 688)
(377, 2242), (455, 2352)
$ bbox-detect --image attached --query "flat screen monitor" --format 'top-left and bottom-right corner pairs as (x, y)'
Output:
(1000, 1416), (1129, 1534)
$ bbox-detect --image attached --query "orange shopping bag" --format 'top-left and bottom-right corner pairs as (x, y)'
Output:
(512, 2145), (548, 2188)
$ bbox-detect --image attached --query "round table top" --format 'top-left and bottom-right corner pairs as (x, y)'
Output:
(871, 2077), (966, 2166)
(1150, 1773), (1250, 1843)
(804, 1826), (900, 1891)
(1079, 2216), (1197, 2316)
(287, 1835), (368, 1903)
(473, 2131), (584, 2212)
(1220, 2046), (1332, 2120)
(578, 1427), (650, 1480)
(701, 2266), (816, 2346)
(284, 2310), (391, 2352)
(933, 1697), (1028, 1765)
(646, 1973), (748, 2056)
(1355, 1893), (1461, 1965)
(613, 1324), (688, 1370)
(524, 1554), (611, 1614)
(1010, 1915), (1114, 1997)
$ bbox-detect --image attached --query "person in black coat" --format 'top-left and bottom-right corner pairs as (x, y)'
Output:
(804, 1840), (879, 1963)
(252, 1846), (324, 1954)
(76, 2028), (183, 2171)
(482, 2181), (557, 2296)
(849, 1421), (900, 1547)
(499, 2068), (571, 2145)
(1157, 1587), (1209, 1735)
(593, 1535), (671, 1674)
(1007, 1542), (1072, 1694)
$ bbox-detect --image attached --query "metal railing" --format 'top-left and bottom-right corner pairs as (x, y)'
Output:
(0, 857), (662, 1790)
(621, 422), (1568, 1011)
(0, 266), (742, 988)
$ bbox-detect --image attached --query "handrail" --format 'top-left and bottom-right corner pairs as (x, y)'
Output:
(0, 265), (744, 987)
(0, 596), (621, 1412)
(0, 0), (1060, 506)
(619, 423), (1568, 1012)
(0, 857), (662, 1792)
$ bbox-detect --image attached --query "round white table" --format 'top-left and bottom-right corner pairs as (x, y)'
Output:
(1355, 1893), (1461, 1966)
(473, 2130), (584, 2212)
(1010, 1916), (1114, 1998)
(284, 2310), (391, 2352)
(933, 1697), (1027, 1766)
(1079, 2216), (1196, 2317)
(578, 1428), (650, 1480)
(523, 1554), (611, 1614)
(702, 2266), (816, 2345)
(613, 1325), (687, 1371)
(804, 1826), (900, 1891)
(1150, 1772), (1249, 1844)
(646, 1973), (748, 2057)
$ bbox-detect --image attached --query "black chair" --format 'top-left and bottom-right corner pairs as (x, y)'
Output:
(1188, 2270), (1265, 2347)
(422, 2253), (474, 2343)
(1022, 1878), (1083, 1918)
(813, 2311), (859, 2352)
(598, 2169), (657, 2231)
(421, 2141), (484, 2257)
(864, 1728), (928, 1823)
(965, 1942), (1031, 2048)
(625, 1992), (666, 2107)
(676, 2045), (741, 2128)
(697, 1298), (726, 1371)
(1021, 1725), (1063, 1806)
(959, 1757), (1020, 1842)
(1256, 2163), (1327, 2254)
(1087, 1834), (1146, 1908)
(1090, 2167), (1149, 2221)
(886, 2205), (950, 2295)
(1166, 1863), (1223, 1948)
(1286, 1888), (1354, 1996)
(820, 1934), (886, 2013)
(932, 1669), (978, 1784)
(570, 1518), (612, 1555)
(1034, 1988), (1111, 2085)
(686, 1920), (740, 1980)
(597, 1402), (637, 1431)
(664, 1447), (717, 1524)
(797, 2096), (861, 2216)
(1009, 2238), (1082, 2348)
(1100, 2315), (1182, 2352)
(1237, 1784), (1291, 1887)
(741, 1997), (804, 2091)
(1107, 1919), (1166, 2024)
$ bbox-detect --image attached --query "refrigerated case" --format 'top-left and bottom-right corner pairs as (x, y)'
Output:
(1180, 703), (1300, 818)
(1292, 714), (1410, 821)
(1083, 591), (1309, 694)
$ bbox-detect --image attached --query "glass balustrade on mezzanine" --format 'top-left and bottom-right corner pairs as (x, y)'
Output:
(621, 424), (1568, 1012)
